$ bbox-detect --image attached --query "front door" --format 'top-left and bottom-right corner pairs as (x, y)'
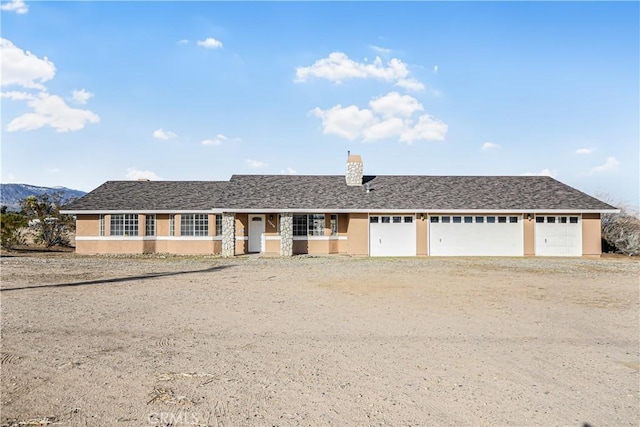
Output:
(248, 215), (265, 253)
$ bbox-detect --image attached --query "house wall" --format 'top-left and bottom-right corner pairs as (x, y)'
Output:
(582, 213), (602, 256)
(347, 213), (369, 256)
(76, 215), (100, 236)
(523, 214), (535, 256)
(235, 214), (248, 255)
(417, 214), (428, 256)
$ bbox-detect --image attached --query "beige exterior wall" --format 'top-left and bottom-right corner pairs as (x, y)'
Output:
(235, 214), (248, 255)
(416, 214), (427, 256)
(76, 215), (100, 236)
(523, 214), (535, 256)
(582, 213), (602, 256)
(347, 213), (369, 256)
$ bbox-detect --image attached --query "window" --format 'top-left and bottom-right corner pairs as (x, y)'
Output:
(569, 217), (579, 224)
(145, 214), (156, 236)
(475, 216), (484, 223)
(381, 216), (391, 223)
(464, 216), (473, 223)
(330, 214), (338, 236)
(404, 216), (413, 223)
(110, 214), (138, 236)
(215, 214), (222, 235)
(430, 216), (439, 223)
(453, 216), (462, 223)
(309, 214), (325, 236)
(181, 214), (209, 236)
(509, 216), (518, 223)
(547, 216), (556, 223)
(369, 216), (379, 223)
(487, 216), (496, 223)
(498, 216), (507, 223)
(169, 214), (175, 236)
(536, 217), (544, 223)
(293, 214), (325, 236)
(559, 216), (567, 223)
(393, 216), (402, 223)
(99, 214), (105, 236)
(441, 216), (451, 223)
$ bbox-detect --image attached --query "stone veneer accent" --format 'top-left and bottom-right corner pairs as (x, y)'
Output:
(279, 213), (293, 257)
(221, 213), (235, 257)
(346, 158), (363, 186)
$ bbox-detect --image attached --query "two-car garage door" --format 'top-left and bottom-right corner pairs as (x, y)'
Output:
(429, 215), (524, 256)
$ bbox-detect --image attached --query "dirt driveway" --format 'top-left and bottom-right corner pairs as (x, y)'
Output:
(1, 254), (638, 426)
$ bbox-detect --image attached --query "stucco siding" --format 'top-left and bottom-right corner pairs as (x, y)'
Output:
(524, 215), (535, 256)
(347, 213), (369, 256)
(76, 215), (100, 236)
(582, 213), (602, 256)
(416, 214), (427, 256)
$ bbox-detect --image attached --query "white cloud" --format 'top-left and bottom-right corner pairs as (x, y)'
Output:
(246, 159), (267, 168)
(395, 78), (425, 92)
(6, 91), (99, 132)
(369, 91), (423, 118)
(575, 147), (594, 155)
(71, 88), (94, 105)
(47, 168), (61, 174)
(434, 65), (438, 74)
(125, 168), (162, 181)
(399, 114), (448, 144)
(0, 0), (28, 14)
(362, 117), (406, 141)
(587, 157), (620, 175)
(0, 38), (55, 89)
(281, 167), (297, 175)
(177, 39), (189, 45)
(482, 142), (500, 151)
(295, 52), (423, 92)
(521, 169), (557, 178)
(153, 128), (177, 140)
(197, 37), (223, 49)
(1, 90), (33, 101)
(201, 134), (240, 145)
(311, 104), (376, 140)
(311, 90), (447, 144)
(370, 45), (391, 54)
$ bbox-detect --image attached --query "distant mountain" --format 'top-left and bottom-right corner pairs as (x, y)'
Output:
(0, 183), (86, 211)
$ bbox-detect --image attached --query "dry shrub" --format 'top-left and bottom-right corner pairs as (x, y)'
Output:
(600, 198), (640, 256)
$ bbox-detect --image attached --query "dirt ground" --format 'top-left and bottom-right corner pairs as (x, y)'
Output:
(1, 253), (638, 426)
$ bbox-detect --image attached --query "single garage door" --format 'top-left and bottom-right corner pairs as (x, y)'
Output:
(429, 215), (524, 256)
(369, 215), (416, 257)
(535, 215), (582, 256)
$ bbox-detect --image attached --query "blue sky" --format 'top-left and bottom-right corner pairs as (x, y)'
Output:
(1, 1), (638, 207)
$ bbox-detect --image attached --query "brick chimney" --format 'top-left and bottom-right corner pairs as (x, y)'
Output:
(345, 151), (363, 186)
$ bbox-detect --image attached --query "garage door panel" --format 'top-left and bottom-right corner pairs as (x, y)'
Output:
(370, 216), (416, 257)
(535, 216), (581, 256)
(429, 217), (523, 256)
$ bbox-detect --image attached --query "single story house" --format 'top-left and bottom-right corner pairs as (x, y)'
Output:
(62, 154), (617, 257)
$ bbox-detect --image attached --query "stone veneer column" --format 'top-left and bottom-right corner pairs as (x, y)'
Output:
(279, 213), (293, 257)
(221, 213), (236, 257)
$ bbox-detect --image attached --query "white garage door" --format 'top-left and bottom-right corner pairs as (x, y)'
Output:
(429, 215), (524, 256)
(369, 215), (416, 257)
(535, 216), (582, 256)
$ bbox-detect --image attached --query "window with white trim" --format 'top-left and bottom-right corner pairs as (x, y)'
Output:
(181, 214), (209, 236)
(169, 214), (175, 236)
(110, 214), (138, 236)
(293, 214), (326, 236)
(145, 214), (156, 236)
(330, 214), (338, 236)
(99, 214), (105, 236)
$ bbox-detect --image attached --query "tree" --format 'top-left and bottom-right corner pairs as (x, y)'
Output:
(20, 192), (76, 247)
(0, 211), (28, 250)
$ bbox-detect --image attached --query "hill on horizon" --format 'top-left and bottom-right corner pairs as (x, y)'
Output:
(0, 183), (86, 212)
